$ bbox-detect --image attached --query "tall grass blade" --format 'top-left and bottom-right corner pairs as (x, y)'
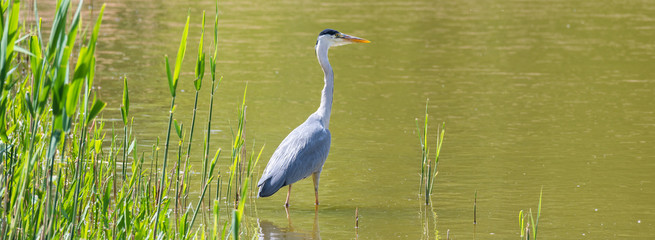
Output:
(534, 187), (543, 240)
(155, 12), (189, 238)
(185, 148), (221, 238)
(474, 190), (477, 224)
(417, 99), (446, 205)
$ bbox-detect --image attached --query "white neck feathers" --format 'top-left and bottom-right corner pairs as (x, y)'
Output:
(315, 39), (334, 128)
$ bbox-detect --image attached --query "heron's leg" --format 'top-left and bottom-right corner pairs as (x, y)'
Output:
(312, 172), (321, 205)
(285, 184), (292, 208)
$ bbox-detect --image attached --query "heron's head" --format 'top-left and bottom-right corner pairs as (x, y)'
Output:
(316, 29), (370, 48)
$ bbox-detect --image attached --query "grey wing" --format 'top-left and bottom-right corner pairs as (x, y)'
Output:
(257, 118), (331, 197)
(283, 125), (331, 184)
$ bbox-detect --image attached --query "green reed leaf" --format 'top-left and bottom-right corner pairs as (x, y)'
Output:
(194, 11), (206, 91)
(165, 55), (174, 96)
(174, 119), (182, 138)
(87, 96), (106, 125)
(121, 76), (129, 124)
(170, 14), (190, 97)
(65, 0), (82, 51)
(89, 4), (106, 53)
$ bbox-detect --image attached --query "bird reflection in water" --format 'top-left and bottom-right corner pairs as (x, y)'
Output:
(258, 207), (321, 240)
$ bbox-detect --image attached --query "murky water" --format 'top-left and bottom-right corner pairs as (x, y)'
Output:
(36, 0), (655, 238)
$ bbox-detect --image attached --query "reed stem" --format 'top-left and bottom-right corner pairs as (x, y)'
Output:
(153, 96), (175, 237)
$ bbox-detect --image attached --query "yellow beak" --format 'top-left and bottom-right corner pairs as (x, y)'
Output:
(342, 34), (371, 43)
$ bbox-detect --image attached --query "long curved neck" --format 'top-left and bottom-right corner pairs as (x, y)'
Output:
(315, 41), (333, 128)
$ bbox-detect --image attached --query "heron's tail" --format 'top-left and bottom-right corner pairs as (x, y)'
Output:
(257, 176), (285, 198)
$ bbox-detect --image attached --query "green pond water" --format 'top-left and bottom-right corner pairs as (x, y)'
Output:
(36, 0), (655, 238)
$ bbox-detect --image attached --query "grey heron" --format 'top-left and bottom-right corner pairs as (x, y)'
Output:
(257, 29), (370, 207)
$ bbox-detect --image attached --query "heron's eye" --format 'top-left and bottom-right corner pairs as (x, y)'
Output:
(335, 33), (342, 38)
